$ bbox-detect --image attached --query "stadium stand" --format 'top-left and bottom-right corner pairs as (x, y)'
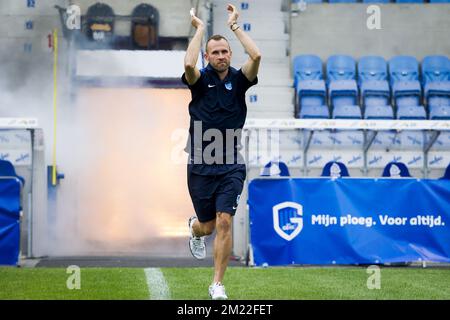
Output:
(382, 162), (412, 177)
(321, 161), (350, 178)
(293, 53), (450, 120)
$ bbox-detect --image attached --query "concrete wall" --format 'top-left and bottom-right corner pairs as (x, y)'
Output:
(291, 4), (450, 66)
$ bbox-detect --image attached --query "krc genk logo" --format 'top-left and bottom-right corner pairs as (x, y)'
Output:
(272, 202), (303, 241)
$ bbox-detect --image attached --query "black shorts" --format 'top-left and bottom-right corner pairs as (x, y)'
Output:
(187, 165), (246, 223)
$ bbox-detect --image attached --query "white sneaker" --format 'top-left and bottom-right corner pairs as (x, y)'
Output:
(209, 282), (228, 300)
(188, 216), (206, 260)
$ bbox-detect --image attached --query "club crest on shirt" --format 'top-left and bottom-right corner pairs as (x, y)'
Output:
(225, 82), (233, 90)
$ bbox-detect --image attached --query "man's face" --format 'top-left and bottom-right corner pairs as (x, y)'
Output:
(205, 39), (232, 73)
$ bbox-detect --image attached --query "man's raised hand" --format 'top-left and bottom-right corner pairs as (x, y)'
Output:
(227, 4), (239, 27)
(190, 8), (204, 29)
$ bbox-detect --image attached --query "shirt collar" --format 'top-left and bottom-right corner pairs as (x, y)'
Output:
(205, 63), (232, 83)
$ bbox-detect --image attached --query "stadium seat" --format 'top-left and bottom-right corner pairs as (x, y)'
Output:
(429, 0), (450, 2)
(332, 105), (362, 119)
(328, 0), (357, 2)
(327, 55), (356, 83)
(389, 56), (420, 85)
(327, 55), (359, 112)
(260, 161), (291, 177)
(382, 162), (412, 178)
(396, 105), (427, 119)
(421, 55), (450, 109)
(293, 55), (327, 119)
(0, 160), (25, 186)
(422, 56), (450, 85)
(362, 0), (390, 2)
(358, 56), (391, 109)
(321, 161), (350, 178)
(358, 56), (389, 84)
(429, 105), (450, 120)
(293, 55), (324, 86)
(296, 80), (326, 107)
(395, 0), (424, 2)
(389, 56), (423, 111)
(299, 104), (330, 119)
(364, 104), (394, 119)
(439, 163), (450, 180)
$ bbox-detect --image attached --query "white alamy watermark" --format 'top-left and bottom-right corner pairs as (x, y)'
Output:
(170, 121), (280, 165)
(66, 265), (81, 290)
(367, 5), (381, 30)
(66, 5), (81, 30)
(366, 265), (381, 290)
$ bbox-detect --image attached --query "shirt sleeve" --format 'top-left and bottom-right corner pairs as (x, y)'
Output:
(181, 71), (204, 92)
(238, 69), (258, 93)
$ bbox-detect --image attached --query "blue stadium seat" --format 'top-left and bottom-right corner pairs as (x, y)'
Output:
(395, 0), (424, 2)
(321, 161), (350, 178)
(0, 160), (25, 186)
(293, 55), (327, 119)
(261, 161), (290, 177)
(364, 104), (394, 119)
(396, 105), (427, 119)
(382, 162), (411, 178)
(358, 56), (391, 108)
(328, 0), (357, 2)
(389, 55), (420, 84)
(296, 80), (326, 107)
(327, 55), (358, 110)
(421, 55), (450, 109)
(327, 55), (356, 82)
(422, 55), (450, 85)
(362, 0), (390, 2)
(389, 56), (422, 109)
(333, 105), (362, 119)
(358, 56), (388, 84)
(293, 55), (323, 85)
(429, 0), (450, 2)
(299, 104), (330, 119)
(429, 105), (450, 120)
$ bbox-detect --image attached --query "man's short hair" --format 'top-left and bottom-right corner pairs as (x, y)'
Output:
(205, 34), (230, 53)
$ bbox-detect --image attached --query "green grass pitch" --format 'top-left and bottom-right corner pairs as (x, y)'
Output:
(1, 266), (449, 300)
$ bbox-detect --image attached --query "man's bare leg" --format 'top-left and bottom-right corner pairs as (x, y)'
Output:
(192, 218), (215, 237)
(213, 212), (232, 283)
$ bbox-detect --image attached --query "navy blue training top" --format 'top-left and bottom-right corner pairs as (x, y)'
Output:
(182, 63), (258, 175)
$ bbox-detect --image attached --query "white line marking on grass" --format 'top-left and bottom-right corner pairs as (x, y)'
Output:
(144, 268), (171, 300)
